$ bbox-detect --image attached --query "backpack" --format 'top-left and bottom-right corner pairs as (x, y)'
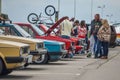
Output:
(97, 26), (111, 42)
(93, 23), (101, 35)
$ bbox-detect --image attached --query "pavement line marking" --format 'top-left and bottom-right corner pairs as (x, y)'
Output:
(76, 73), (81, 76)
(12, 72), (76, 75)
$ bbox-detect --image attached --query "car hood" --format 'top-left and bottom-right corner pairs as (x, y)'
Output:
(0, 40), (29, 48)
(45, 16), (68, 35)
(0, 35), (43, 44)
(38, 39), (64, 45)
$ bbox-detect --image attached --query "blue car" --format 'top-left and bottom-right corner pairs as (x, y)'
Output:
(41, 39), (67, 61)
(0, 23), (67, 64)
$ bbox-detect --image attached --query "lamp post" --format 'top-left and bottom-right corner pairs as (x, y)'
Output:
(91, 0), (93, 20)
(57, 0), (60, 19)
(0, 0), (1, 14)
(106, 14), (113, 23)
(58, 0), (60, 14)
(74, 0), (76, 19)
(98, 5), (105, 18)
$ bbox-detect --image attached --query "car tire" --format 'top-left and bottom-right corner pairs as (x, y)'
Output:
(0, 58), (3, 75)
(24, 63), (29, 68)
(0, 58), (12, 75)
(1, 69), (12, 75)
(34, 54), (48, 64)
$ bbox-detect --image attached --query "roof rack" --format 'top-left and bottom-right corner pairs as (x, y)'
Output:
(0, 13), (12, 24)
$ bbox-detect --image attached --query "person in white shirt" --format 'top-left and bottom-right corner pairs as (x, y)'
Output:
(59, 17), (73, 37)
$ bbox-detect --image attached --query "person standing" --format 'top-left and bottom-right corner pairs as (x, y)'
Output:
(78, 20), (87, 38)
(97, 19), (111, 59)
(59, 16), (73, 38)
(59, 16), (73, 58)
(71, 20), (80, 37)
(90, 14), (102, 58)
(0, 15), (4, 23)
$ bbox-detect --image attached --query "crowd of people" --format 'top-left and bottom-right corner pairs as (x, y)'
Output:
(59, 14), (111, 59)
(0, 13), (111, 59)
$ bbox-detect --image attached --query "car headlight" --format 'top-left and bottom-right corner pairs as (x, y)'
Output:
(20, 46), (30, 55)
(20, 48), (23, 56)
(27, 48), (30, 54)
(36, 44), (39, 50)
(36, 43), (44, 50)
(61, 44), (66, 50)
(24, 47), (30, 54)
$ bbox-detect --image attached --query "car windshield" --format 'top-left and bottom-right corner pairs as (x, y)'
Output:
(44, 25), (49, 31)
(114, 23), (120, 33)
(31, 24), (44, 35)
(13, 24), (32, 38)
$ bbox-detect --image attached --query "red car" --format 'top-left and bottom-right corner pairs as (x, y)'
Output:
(15, 17), (83, 56)
(36, 17), (85, 53)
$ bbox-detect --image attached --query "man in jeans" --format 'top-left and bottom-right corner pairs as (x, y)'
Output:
(90, 14), (102, 58)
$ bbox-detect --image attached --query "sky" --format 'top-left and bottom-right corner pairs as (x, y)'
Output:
(1, 0), (120, 24)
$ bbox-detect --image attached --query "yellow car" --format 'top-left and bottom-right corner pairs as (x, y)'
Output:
(0, 40), (30, 75)
(0, 35), (47, 64)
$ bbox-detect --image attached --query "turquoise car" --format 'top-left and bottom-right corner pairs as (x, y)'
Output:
(0, 23), (67, 63)
(41, 39), (66, 62)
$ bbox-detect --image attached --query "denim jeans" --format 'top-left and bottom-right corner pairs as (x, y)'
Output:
(102, 42), (109, 57)
(93, 35), (102, 58)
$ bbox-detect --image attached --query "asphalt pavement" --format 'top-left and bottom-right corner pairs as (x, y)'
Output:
(0, 47), (120, 80)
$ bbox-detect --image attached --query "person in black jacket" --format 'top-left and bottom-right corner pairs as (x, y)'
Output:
(90, 14), (102, 58)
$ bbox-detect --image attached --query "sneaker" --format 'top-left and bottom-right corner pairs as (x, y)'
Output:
(87, 53), (91, 58)
(101, 56), (108, 59)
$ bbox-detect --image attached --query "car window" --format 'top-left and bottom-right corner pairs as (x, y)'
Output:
(0, 27), (18, 36)
(13, 24), (31, 37)
(31, 24), (44, 35)
(21, 26), (35, 37)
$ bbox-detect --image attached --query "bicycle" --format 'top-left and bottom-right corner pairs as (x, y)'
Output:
(27, 5), (56, 24)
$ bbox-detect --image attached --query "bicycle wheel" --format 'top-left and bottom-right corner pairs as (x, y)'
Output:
(45, 5), (56, 16)
(27, 13), (39, 24)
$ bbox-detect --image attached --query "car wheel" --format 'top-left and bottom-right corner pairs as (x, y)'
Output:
(112, 43), (116, 48)
(34, 54), (48, 64)
(0, 58), (12, 75)
(0, 59), (3, 75)
(24, 63), (29, 68)
(1, 70), (12, 75)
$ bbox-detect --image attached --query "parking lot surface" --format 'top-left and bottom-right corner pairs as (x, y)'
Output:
(0, 47), (119, 80)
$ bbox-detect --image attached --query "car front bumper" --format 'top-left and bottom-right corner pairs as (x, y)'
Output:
(30, 48), (47, 55)
(48, 50), (67, 61)
(48, 50), (67, 55)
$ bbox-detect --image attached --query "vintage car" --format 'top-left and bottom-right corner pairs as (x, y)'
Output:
(15, 17), (84, 56)
(112, 23), (120, 46)
(15, 23), (77, 57)
(0, 40), (29, 75)
(0, 35), (47, 64)
(36, 22), (86, 53)
(0, 23), (67, 63)
(109, 25), (116, 47)
(36, 17), (84, 53)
